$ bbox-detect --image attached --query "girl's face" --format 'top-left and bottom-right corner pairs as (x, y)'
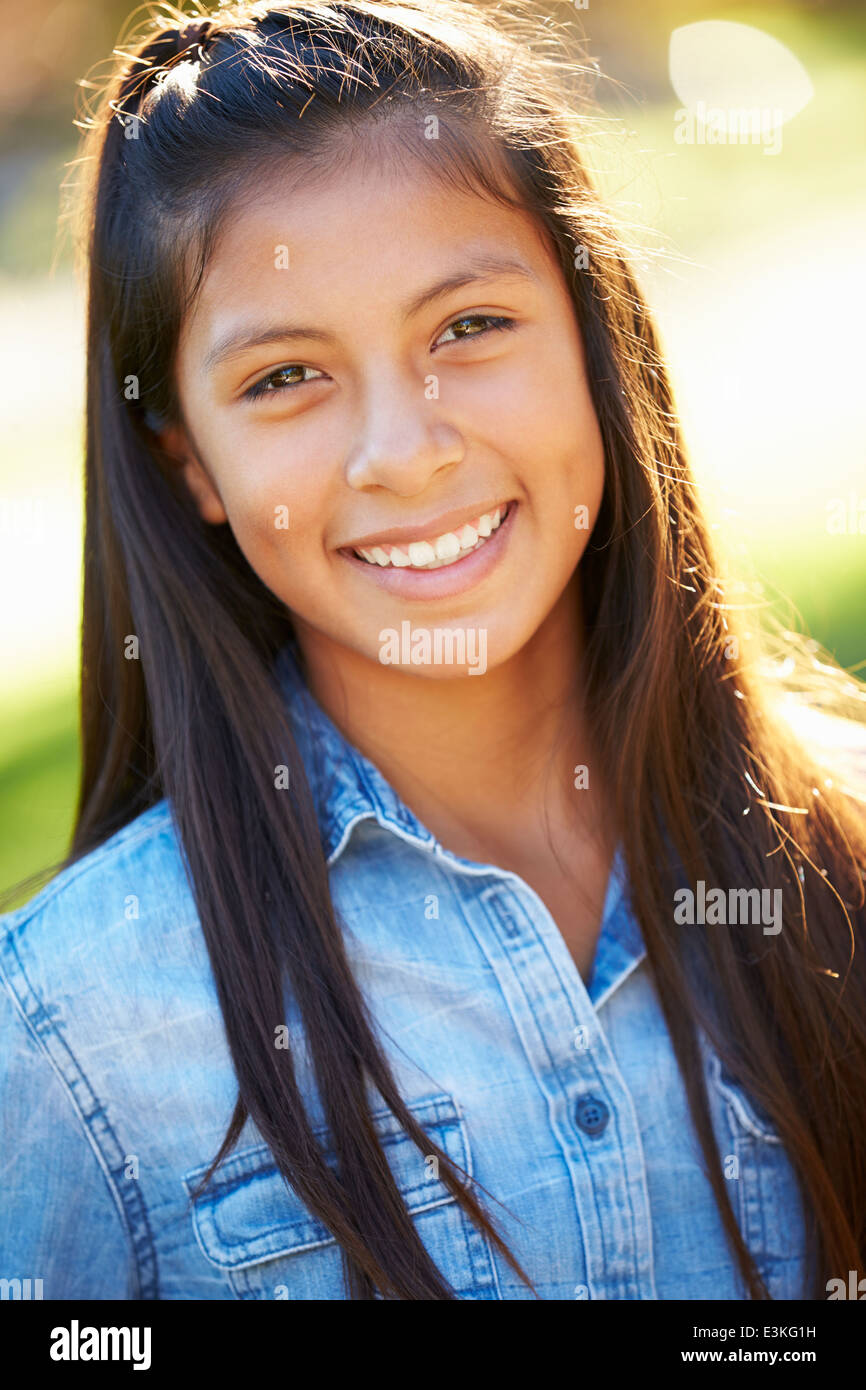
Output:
(166, 154), (605, 677)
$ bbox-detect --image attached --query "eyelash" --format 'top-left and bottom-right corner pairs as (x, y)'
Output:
(242, 314), (517, 401)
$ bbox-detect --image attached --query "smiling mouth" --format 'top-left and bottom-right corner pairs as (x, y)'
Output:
(346, 502), (514, 571)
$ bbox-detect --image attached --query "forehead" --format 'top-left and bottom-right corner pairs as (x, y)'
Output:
(180, 152), (559, 351)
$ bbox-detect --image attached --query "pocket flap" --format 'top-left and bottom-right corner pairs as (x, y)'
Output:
(183, 1093), (470, 1269)
(706, 1049), (781, 1143)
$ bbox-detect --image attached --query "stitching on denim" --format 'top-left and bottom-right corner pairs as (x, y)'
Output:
(184, 1098), (469, 1267)
(0, 929), (160, 1298)
(199, 1189), (460, 1266)
(471, 883), (647, 1296)
(184, 1095), (463, 1192)
(0, 802), (173, 932)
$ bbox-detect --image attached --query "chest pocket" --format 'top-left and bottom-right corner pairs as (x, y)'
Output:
(183, 1093), (500, 1300)
(705, 1050), (810, 1300)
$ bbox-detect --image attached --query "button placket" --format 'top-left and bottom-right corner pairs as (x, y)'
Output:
(472, 880), (656, 1300)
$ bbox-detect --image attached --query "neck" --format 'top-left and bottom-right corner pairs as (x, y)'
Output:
(292, 577), (612, 866)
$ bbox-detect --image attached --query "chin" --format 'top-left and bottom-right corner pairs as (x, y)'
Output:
(374, 619), (540, 680)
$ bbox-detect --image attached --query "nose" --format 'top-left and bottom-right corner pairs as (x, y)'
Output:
(343, 369), (465, 496)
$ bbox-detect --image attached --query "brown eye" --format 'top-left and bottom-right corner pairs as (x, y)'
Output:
(245, 364), (323, 401)
(436, 313), (517, 346)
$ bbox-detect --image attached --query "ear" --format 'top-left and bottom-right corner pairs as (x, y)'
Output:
(157, 421), (228, 526)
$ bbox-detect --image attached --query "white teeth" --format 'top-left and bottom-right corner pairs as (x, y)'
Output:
(353, 503), (510, 570)
(434, 532), (462, 560)
(407, 540), (437, 565)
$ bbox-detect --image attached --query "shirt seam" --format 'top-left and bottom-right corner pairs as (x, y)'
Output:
(1, 802), (173, 932)
(0, 928), (159, 1299)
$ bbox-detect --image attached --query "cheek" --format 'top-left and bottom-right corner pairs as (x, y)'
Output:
(550, 342), (606, 508)
(518, 358), (606, 527)
(565, 418), (606, 568)
(211, 445), (332, 588)
(574, 400), (606, 518)
(489, 332), (603, 478)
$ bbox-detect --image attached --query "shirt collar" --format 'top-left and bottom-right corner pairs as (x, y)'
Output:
(274, 638), (646, 992)
(274, 638), (437, 866)
(587, 853), (646, 1008)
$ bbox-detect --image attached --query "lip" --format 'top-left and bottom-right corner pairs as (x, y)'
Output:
(339, 499), (518, 601)
(340, 499), (513, 553)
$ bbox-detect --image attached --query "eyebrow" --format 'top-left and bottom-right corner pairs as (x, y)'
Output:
(202, 252), (539, 373)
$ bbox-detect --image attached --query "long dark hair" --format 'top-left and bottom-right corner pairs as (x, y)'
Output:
(27, 0), (866, 1297)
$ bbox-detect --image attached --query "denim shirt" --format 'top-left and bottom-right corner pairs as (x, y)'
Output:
(0, 643), (823, 1301)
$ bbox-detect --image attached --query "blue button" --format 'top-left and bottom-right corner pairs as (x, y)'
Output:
(575, 1095), (609, 1136)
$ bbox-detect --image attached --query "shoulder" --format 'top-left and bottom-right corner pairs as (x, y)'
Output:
(2, 797), (181, 928)
(0, 800), (199, 1297)
(0, 798), (200, 1037)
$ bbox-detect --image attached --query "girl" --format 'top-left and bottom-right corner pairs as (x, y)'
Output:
(1, 0), (865, 1301)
